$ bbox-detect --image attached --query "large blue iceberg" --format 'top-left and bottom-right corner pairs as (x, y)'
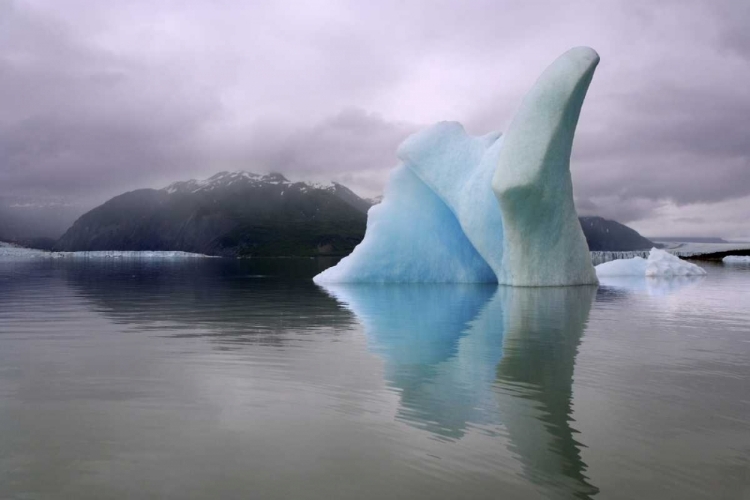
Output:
(315, 47), (600, 286)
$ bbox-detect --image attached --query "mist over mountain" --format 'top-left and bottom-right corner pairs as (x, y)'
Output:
(0, 198), (86, 247)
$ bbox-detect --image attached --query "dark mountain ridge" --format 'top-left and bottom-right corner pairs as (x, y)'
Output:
(578, 216), (656, 251)
(56, 172), (367, 257)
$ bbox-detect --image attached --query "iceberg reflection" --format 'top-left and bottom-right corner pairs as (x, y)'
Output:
(495, 286), (598, 498)
(321, 284), (498, 438)
(321, 283), (598, 498)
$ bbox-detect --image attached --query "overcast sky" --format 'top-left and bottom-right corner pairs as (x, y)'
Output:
(1, 0), (749, 238)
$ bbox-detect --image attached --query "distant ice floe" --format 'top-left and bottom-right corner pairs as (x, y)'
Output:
(597, 275), (704, 296)
(723, 255), (750, 263)
(591, 242), (750, 265)
(50, 251), (212, 259)
(658, 241), (750, 256)
(595, 248), (706, 277)
(0, 243), (212, 260)
(0, 242), (48, 259)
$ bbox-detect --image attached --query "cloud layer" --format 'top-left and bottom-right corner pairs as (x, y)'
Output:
(1, 0), (749, 237)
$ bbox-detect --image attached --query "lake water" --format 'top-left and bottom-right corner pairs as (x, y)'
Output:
(0, 257), (748, 499)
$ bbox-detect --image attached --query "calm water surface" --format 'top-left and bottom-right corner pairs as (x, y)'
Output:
(0, 258), (748, 499)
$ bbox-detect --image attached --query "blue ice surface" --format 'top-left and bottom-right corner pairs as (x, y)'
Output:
(313, 165), (496, 284)
(399, 122), (506, 280)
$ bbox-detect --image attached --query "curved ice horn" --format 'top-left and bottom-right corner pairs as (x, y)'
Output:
(492, 47), (600, 286)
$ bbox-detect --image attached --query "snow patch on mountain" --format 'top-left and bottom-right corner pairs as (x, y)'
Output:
(163, 171), (342, 196)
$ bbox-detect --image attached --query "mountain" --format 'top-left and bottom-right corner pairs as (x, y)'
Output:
(55, 171), (653, 256)
(578, 216), (656, 251)
(56, 172), (369, 257)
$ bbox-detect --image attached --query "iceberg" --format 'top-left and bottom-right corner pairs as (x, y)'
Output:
(595, 256), (648, 277)
(399, 123), (507, 280)
(597, 275), (704, 296)
(492, 47), (599, 286)
(723, 255), (750, 263)
(315, 47), (600, 286)
(313, 166), (496, 283)
(596, 248), (706, 277)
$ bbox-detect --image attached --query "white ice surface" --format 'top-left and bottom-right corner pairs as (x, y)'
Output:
(0, 242), (212, 260)
(313, 166), (496, 283)
(594, 256), (648, 276)
(0, 242), (48, 259)
(596, 248), (706, 277)
(53, 251), (212, 259)
(597, 275), (704, 296)
(723, 255), (750, 263)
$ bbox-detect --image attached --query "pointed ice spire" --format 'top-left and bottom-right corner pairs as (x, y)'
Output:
(492, 47), (600, 286)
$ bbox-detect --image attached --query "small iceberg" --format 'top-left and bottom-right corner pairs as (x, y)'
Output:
(596, 248), (706, 277)
(723, 255), (750, 263)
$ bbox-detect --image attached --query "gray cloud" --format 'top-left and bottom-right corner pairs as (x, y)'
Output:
(0, 0), (749, 237)
(205, 109), (418, 195)
(0, 4), (220, 203)
(571, 82), (750, 212)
